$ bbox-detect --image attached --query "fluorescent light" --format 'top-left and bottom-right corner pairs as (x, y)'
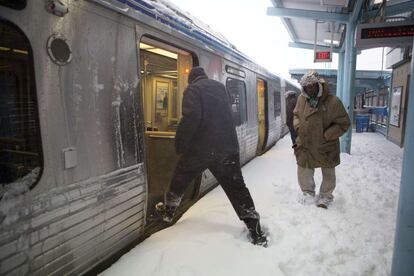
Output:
(0, 47), (28, 55)
(140, 43), (154, 50)
(13, 49), (28, 55)
(323, 39), (340, 45)
(140, 43), (178, 59)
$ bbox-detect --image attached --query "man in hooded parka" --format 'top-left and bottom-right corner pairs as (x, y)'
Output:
(293, 71), (350, 208)
(159, 66), (267, 246)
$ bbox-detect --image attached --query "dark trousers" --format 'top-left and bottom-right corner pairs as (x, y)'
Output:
(288, 126), (297, 145)
(166, 153), (259, 220)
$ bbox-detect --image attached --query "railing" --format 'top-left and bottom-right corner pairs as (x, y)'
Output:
(359, 106), (388, 135)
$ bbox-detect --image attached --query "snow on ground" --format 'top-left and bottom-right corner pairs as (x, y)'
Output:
(101, 132), (403, 276)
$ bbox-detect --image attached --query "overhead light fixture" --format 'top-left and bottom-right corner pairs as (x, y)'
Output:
(13, 49), (28, 55)
(0, 46), (28, 55)
(140, 42), (178, 59)
(323, 39), (340, 45)
(139, 43), (154, 50)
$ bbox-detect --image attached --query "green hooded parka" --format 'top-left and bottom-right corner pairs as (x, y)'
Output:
(293, 84), (351, 168)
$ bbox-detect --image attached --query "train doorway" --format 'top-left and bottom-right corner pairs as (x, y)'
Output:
(256, 78), (268, 154)
(139, 37), (198, 222)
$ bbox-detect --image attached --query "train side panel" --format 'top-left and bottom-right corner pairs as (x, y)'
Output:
(0, 2), (147, 275)
(0, 0), (289, 275)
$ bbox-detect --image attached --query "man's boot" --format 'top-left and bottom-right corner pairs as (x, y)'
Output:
(243, 218), (268, 247)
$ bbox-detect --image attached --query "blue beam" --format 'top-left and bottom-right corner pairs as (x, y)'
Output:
(391, 37), (414, 276)
(350, 0), (365, 23)
(266, 7), (350, 23)
(340, 21), (357, 154)
(336, 51), (345, 99)
(367, 1), (414, 18)
(340, 0), (364, 153)
(288, 42), (341, 53)
(280, 18), (299, 41)
(386, 1), (414, 16)
(289, 68), (391, 80)
(271, 0), (299, 42)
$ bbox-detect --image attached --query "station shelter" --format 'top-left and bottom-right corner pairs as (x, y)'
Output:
(267, 1), (414, 275)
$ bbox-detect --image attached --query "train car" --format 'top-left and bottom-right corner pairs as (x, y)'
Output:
(0, 0), (284, 274)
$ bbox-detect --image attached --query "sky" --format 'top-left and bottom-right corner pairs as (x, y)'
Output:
(167, 0), (386, 81)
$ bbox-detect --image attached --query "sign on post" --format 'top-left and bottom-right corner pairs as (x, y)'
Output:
(314, 50), (332, 62)
(356, 20), (414, 49)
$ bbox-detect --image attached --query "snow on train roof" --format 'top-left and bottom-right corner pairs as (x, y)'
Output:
(147, 0), (233, 48)
(92, 0), (280, 79)
(92, 0), (259, 65)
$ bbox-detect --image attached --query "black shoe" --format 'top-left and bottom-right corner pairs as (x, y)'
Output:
(316, 203), (328, 209)
(316, 196), (332, 209)
(250, 233), (268, 247)
(244, 218), (268, 247)
(155, 202), (176, 223)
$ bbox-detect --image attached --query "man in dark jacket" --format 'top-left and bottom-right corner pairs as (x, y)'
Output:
(159, 67), (267, 246)
(285, 91), (298, 145)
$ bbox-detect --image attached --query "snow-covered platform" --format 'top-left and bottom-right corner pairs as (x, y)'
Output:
(101, 133), (403, 276)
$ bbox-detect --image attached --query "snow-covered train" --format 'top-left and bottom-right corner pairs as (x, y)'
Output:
(0, 0), (300, 274)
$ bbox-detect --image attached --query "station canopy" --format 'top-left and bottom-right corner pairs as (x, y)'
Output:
(267, 0), (414, 53)
(289, 68), (391, 95)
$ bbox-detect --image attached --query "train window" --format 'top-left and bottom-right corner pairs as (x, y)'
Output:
(0, 21), (42, 198)
(226, 78), (247, 126)
(139, 38), (193, 132)
(274, 88), (281, 118)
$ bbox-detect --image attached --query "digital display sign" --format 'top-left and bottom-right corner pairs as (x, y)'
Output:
(314, 50), (332, 62)
(356, 21), (414, 49)
(361, 25), (414, 39)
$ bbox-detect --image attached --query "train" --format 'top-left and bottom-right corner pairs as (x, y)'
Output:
(0, 0), (300, 275)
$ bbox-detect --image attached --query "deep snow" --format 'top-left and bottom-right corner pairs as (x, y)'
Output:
(101, 132), (403, 276)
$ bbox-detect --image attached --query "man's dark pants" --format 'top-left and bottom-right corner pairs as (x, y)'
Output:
(166, 153), (259, 220)
(288, 126), (297, 145)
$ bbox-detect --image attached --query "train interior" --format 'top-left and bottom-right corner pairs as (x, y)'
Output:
(139, 38), (199, 221)
(256, 78), (268, 154)
(0, 21), (42, 197)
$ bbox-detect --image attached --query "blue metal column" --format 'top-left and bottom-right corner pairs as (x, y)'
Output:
(340, 21), (357, 153)
(336, 50), (345, 99)
(391, 40), (414, 276)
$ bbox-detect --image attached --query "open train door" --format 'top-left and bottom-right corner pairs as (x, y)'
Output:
(139, 37), (199, 224)
(256, 78), (268, 154)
